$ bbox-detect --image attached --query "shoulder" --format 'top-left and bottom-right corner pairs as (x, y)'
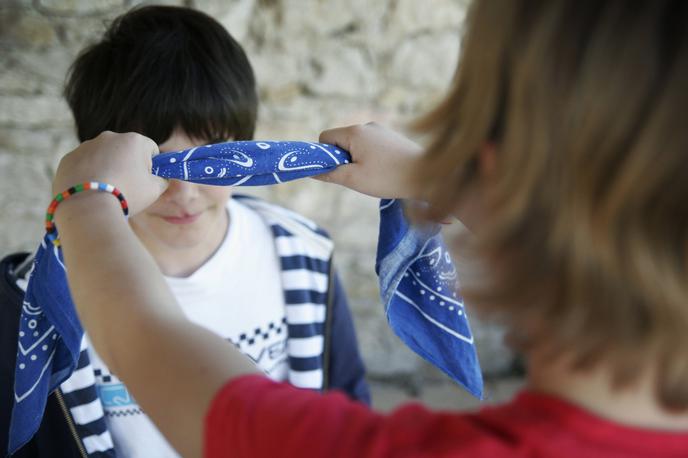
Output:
(232, 194), (332, 241)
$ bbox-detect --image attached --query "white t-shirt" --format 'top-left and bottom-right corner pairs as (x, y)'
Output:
(89, 199), (287, 457)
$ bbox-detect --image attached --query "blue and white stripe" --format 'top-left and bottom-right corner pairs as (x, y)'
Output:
(58, 339), (114, 455)
(238, 195), (333, 390)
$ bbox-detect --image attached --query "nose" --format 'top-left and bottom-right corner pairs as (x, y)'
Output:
(162, 179), (200, 207)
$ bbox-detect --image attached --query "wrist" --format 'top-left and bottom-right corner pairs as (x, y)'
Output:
(54, 192), (124, 226)
(46, 182), (130, 247)
(400, 152), (424, 200)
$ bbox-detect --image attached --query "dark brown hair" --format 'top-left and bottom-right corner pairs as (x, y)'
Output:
(417, 0), (688, 409)
(64, 5), (257, 144)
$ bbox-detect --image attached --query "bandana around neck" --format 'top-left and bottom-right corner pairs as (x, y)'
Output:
(8, 140), (482, 454)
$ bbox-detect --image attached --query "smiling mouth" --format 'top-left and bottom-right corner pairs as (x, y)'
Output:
(162, 212), (202, 225)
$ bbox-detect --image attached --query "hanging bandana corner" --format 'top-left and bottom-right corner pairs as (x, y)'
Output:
(376, 199), (483, 399)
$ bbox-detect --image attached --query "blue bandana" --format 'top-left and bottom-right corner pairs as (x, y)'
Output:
(152, 140), (350, 185)
(8, 141), (482, 453)
(376, 200), (482, 397)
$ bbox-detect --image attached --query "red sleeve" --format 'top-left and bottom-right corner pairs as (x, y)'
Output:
(204, 374), (491, 458)
(205, 378), (688, 458)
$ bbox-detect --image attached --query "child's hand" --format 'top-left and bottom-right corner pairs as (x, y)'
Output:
(317, 123), (424, 199)
(52, 131), (168, 215)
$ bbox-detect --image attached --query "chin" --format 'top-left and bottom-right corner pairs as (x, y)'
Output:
(162, 234), (207, 250)
(154, 222), (206, 248)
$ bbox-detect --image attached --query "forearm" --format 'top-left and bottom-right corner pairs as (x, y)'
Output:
(55, 193), (259, 456)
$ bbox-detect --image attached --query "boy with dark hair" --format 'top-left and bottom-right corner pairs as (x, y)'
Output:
(1, 5), (368, 457)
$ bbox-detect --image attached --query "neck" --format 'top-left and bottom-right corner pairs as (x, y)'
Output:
(526, 353), (688, 431)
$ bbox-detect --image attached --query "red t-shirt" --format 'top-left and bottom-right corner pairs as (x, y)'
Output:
(205, 375), (688, 457)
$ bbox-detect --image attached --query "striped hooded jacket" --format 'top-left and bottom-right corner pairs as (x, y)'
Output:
(0, 195), (369, 457)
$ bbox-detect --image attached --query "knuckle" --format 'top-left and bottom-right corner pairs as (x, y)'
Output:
(351, 124), (366, 134)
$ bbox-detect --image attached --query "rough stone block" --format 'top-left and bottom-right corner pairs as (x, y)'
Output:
(0, 94), (72, 127)
(389, 31), (460, 91)
(0, 153), (52, 254)
(36, 0), (125, 15)
(389, 0), (468, 35)
(2, 12), (57, 49)
(195, 0), (256, 43)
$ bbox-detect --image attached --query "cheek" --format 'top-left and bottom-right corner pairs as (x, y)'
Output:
(139, 194), (168, 215)
(202, 187), (232, 207)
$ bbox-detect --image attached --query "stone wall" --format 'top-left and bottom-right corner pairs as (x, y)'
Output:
(0, 0), (521, 410)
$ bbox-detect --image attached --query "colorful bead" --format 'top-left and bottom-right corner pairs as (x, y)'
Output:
(44, 181), (129, 246)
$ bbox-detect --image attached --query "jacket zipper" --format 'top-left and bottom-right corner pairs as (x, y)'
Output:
(54, 389), (88, 458)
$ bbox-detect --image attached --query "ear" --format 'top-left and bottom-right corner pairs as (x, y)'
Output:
(448, 143), (495, 230)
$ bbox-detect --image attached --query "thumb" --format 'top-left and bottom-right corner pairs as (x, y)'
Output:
(319, 125), (356, 151)
(313, 163), (356, 187)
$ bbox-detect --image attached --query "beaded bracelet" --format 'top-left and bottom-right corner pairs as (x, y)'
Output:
(45, 182), (129, 246)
